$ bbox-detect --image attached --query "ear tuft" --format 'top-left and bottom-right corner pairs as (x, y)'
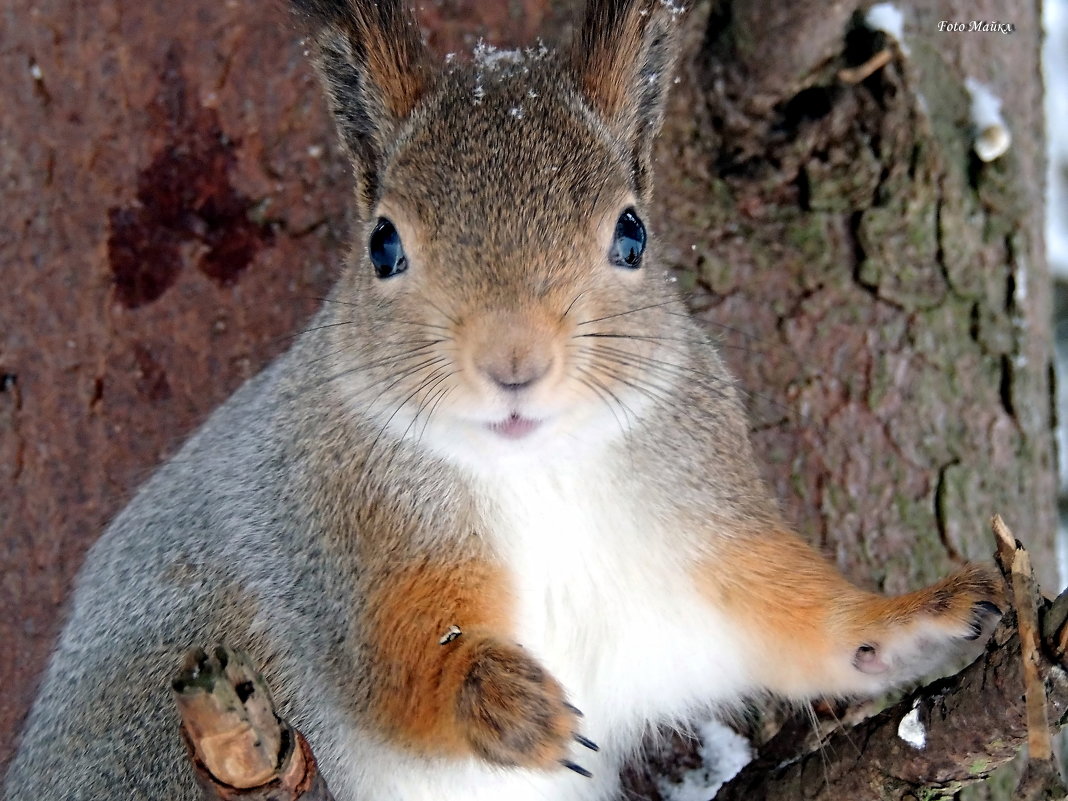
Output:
(572, 0), (686, 197)
(292, 0), (434, 209)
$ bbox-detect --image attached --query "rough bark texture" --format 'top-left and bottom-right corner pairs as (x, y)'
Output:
(653, 0), (1054, 593)
(0, 1), (1054, 797)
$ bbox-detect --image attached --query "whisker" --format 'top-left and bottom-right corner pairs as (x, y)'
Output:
(377, 368), (457, 477)
(307, 298), (452, 332)
(260, 318), (365, 352)
(576, 327), (759, 358)
(416, 291), (460, 326)
(575, 298), (685, 327)
(307, 337), (444, 368)
(313, 349), (445, 390)
(362, 366), (452, 474)
(583, 358), (675, 408)
(573, 331), (709, 348)
(577, 366), (638, 427)
(418, 383), (457, 445)
(308, 295), (357, 308)
(391, 318), (452, 333)
(561, 288), (595, 322)
(360, 357), (449, 407)
(400, 369), (456, 443)
(574, 370), (629, 442)
(694, 316), (766, 344)
(582, 354), (715, 436)
(317, 358), (450, 439)
(605, 341), (800, 415)
(587, 344), (732, 401)
(611, 340), (806, 426)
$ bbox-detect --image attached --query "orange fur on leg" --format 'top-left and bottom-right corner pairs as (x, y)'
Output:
(694, 529), (1004, 698)
(363, 559), (512, 754)
(363, 559), (579, 768)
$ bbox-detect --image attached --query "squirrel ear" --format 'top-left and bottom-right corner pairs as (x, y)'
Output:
(293, 0), (433, 210)
(572, 0), (685, 198)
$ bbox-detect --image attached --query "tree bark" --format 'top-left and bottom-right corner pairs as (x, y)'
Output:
(1, 1), (1054, 797)
(656, 0), (1053, 592)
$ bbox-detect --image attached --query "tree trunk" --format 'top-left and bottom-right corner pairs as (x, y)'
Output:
(657, 0), (1054, 594)
(0, 1), (1054, 797)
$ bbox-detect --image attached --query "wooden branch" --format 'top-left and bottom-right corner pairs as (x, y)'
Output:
(172, 646), (335, 801)
(837, 50), (892, 85)
(992, 516), (1068, 801)
(715, 517), (1068, 801)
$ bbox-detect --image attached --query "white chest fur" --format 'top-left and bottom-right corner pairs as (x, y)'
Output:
(328, 458), (757, 801)
(481, 460), (754, 760)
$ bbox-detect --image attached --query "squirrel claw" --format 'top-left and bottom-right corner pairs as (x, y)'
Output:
(965, 600), (1004, 640)
(564, 702), (584, 717)
(573, 733), (599, 752)
(562, 760), (592, 778)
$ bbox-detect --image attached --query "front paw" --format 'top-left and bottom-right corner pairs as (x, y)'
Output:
(851, 563), (1006, 682)
(914, 563), (1006, 641)
(455, 638), (593, 774)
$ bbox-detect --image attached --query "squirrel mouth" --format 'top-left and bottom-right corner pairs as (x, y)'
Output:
(487, 413), (541, 440)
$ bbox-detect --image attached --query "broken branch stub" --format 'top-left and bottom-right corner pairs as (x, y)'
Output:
(172, 646), (335, 801)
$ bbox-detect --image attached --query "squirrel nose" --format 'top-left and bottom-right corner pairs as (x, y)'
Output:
(479, 355), (551, 392)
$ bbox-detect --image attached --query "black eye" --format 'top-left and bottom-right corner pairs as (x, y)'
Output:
(609, 208), (646, 269)
(369, 218), (407, 279)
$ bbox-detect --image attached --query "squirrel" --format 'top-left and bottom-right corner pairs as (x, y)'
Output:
(5, 1), (1006, 800)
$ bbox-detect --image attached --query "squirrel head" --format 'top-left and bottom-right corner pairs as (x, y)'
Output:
(295, 0), (694, 468)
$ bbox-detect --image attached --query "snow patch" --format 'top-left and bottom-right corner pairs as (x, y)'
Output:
(866, 3), (909, 53)
(657, 719), (752, 801)
(473, 40), (525, 71)
(965, 77), (1012, 162)
(472, 39), (549, 71)
(897, 700), (926, 750)
(469, 39), (550, 104)
(1015, 260), (1028, 303)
